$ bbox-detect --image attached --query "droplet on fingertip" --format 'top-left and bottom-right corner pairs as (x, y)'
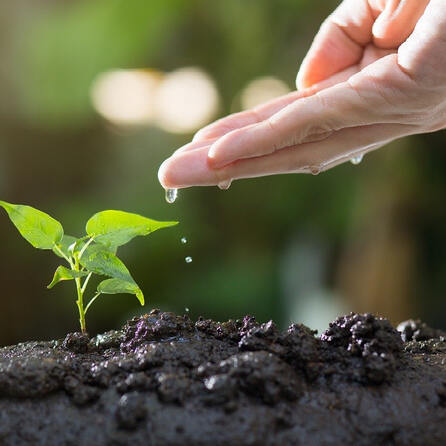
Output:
(310, 166), (321, 176)
(165, 188), (178, 204)
(350, 154), (364, 165)
(217, 180), (232, 190)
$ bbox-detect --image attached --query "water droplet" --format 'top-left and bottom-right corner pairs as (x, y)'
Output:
(218, 180), (232, 190)
(181, 237), (187, 244)
(185, 256), (193, 264)
(350, 154), (364, 165)
(310, 166), (321, 176)
(165, 188), (178, 204)
(185, 307), (190, 313)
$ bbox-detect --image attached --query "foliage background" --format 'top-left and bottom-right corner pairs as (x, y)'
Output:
(1, 0), (446, 345)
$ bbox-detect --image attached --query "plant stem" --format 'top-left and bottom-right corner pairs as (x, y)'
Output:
(78, 237), (94, 261)
(85, 292), (101, 315)
(54, 244), (87, 332)
(53, 245), (74, 268)
(81, 272), (93, 294)
(75, 279), (86, 333)
(73, 257), (86, 333)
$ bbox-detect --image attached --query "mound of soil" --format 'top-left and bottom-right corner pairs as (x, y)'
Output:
(1, 310), (446, 445)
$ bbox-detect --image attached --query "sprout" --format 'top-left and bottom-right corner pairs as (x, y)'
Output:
(0, 201), (178, 333)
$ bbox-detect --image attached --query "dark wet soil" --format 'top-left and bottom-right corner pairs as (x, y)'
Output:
(1, 311), (446, 446)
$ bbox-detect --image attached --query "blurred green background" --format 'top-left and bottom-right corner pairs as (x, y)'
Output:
(1, 0), (446, 345)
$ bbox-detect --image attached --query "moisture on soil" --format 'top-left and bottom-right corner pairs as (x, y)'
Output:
(0, 311), (446, 445)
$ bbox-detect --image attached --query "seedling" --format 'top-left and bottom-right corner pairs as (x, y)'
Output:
(0, 201), (178, 333)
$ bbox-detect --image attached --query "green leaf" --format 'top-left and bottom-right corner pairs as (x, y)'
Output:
(97, 278), (144, 306)
(47, 265), (88, 289)
(79, 244), (134, 282)
(86, 210), (178, 249)
(53, 235), (78, 259)
(0, 200), (64, 250)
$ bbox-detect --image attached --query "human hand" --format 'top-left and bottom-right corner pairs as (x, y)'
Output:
(159, 0), (446, 189)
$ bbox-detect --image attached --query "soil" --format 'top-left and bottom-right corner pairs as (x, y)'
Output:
(1, 310), (446, 446)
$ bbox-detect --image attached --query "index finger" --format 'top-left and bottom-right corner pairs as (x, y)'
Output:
(192, 67), (358, 145)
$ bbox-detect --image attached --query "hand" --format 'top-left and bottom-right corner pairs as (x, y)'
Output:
(159, 0), (446, 188)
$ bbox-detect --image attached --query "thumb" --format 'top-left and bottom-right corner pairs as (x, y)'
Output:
(372, 0), (430, 49)
(297, 0), (374, 90)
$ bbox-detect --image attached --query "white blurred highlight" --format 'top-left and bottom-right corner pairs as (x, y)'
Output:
(91, 70), (162, 126)
(153, 67), (219, 134)
(240, 76), (291, 110)
(91, 67), (219, 133)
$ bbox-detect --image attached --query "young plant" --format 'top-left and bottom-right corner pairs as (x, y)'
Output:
(0, 201), (178, 333)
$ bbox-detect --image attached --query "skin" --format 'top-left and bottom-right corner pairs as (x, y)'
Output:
(158, 0), (446, 188)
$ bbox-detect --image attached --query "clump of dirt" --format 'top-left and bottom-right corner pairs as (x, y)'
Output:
(0, 310), (445, 445)
(320, 313), (403, 384)
(397, 318), (446, 342)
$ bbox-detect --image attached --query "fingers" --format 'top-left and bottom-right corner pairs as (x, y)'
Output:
(208, 53), (418, 169)
(207, 66), (388, 169)
(158, 122), (416, 188)
(192, 91), (304, 143)
(297, 0), (429, 90)
(173, 137), (219, 156)
(297, 0), (374, 89)
(372, 0), (430, 49)
(398, 0), (446, 87)
(227, 123), (413, 180)
(192, 67), (360, 146)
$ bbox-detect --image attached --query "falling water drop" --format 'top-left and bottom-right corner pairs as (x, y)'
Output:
(350, 154), (364, 165)
(181, 237), (187, 244)
(185, 256), (193, 264)
(165, 188), (178, 204)
(218, 180), (232, 190)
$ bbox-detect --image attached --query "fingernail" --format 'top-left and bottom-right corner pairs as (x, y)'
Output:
(207, 149), (231, 169)
(157, 158), (172, 188)
(173, 143), (190, 155)
(174, 139), (214, 155)
(193, 128), (212, 142)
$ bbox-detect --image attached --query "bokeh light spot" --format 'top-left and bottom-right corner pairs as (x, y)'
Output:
(154, 67), (219, 134)
(91, 69), (162, 126)
(240, 76), (291, 110)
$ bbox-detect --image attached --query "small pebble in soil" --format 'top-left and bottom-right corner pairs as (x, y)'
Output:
(116, 393), (147, 430)
(62, 332), (90, 354)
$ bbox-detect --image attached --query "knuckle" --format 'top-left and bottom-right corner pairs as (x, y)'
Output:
(400, 31), (446, 89)
(264, 118), (282, 153)
(351, 63), (441, 124)
(265, 116), (277, 133)
(300, 130), (333, 144)
(286, 94), (337, 146)
(302, 93), (337, 137)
